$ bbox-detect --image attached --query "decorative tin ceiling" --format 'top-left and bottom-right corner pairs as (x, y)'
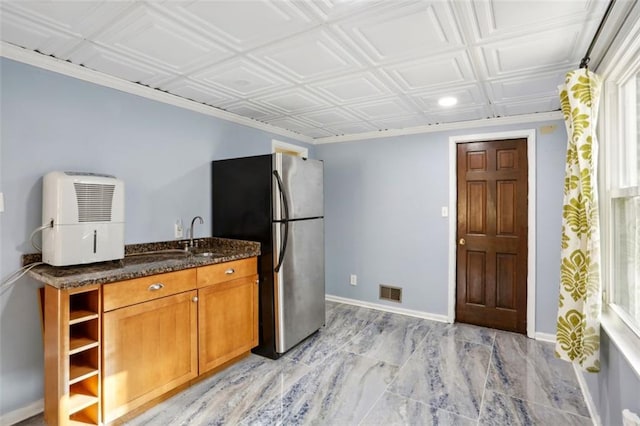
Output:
(0, 1), (608, 140)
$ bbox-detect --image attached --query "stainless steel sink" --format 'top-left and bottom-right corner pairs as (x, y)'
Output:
(191, 251), (224, 258)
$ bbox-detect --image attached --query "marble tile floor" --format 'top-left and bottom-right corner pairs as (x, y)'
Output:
(18, 301), (591, 426)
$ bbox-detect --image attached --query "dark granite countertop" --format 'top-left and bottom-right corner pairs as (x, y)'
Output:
(26, 237), (261, 289)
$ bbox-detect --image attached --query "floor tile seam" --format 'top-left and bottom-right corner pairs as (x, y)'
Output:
(356, 377), (391, 426)
(486, 389), (593, 419)
(450, 335), (496, 347)
(404, 321), (438, 356)
(424, 325), (496, 347)
(384, 389), (479, 423)
(358, 326), (436, 425)
(360, 324), (431, 423)
(292, 311), (382, 370)
(355, 343), (417, 426)
(352, 313), (411, 426)
(337, 348), (405, 370)
(236, 361), (315, 424)
(328, 316), (389, 362)
(476, 333), (496, 425)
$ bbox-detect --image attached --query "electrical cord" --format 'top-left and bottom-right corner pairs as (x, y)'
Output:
(29, 221), (53, 252)
(0, 262), (44, 295)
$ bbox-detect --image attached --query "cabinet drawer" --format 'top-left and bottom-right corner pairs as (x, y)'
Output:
(197, 257), (257, 288)
(103, 269), (196, 312)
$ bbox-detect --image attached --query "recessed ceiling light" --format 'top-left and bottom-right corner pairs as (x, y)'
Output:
(438, 96), (458, 107)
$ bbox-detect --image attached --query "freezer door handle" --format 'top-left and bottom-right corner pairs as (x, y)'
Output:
(273, 170), (290, 273)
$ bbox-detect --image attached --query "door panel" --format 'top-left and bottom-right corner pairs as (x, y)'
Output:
(497, 181), (516, 235)
(274, 153), (324, 219)
(466, 251), (486, 305)
(496, 254), (517, 309)
(103, 290), (197, 422)
(456, 139), (528, 333)
(198, 275), (258, 374)
(467, 182), (487, 234)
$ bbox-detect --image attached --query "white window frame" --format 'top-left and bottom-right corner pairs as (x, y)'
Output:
(598, 8), (640, 377)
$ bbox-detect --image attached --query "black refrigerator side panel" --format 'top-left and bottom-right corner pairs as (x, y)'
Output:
(212, 155), (272, 245)
(211, 154), (280, 359)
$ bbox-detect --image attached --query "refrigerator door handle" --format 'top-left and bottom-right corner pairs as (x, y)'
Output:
(273, 170), (290, 273)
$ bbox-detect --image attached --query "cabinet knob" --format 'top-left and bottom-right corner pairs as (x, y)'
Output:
(225, 268), (235, 275)
(192, 296), (198, 302)
(255, 279), (259, 285)
(148, 283), (164, 291)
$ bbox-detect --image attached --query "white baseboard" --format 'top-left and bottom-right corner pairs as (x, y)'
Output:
(534, 332), (557, 343)
(572, 364), (601, 426)
(325, 294), (450, 323)
(0, 399), (43, 426)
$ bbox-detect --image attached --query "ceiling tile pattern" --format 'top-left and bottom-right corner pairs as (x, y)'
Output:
(0, 0), (608, 139)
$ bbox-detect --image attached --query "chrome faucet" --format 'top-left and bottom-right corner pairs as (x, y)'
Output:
(189, 216), (204, 248)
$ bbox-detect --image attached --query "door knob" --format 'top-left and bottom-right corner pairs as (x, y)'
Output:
(459, 238), (466, 245)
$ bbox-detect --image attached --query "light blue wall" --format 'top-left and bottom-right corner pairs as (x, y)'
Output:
(315, 121), (567, 333)
(315, 117), (640, 426)
(584, 331), (640, 425)
(3, 56), (637, 425)
(0, 58), (311, 416)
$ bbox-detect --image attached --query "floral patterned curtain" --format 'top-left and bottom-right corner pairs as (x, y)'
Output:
(556, 68), (603, 373)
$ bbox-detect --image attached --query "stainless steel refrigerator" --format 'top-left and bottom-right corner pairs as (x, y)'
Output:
(211, 153), (325, 359)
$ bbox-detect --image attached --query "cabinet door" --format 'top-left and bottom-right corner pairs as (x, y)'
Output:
(198, 275), (258, 374)
(103, 290), (198, 423)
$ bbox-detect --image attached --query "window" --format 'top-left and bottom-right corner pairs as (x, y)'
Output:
(609, 71), (640, 335)
(600, 15), (640, 342)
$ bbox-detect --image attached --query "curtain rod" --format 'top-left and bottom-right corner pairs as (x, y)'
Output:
(580, 0), (617, 68)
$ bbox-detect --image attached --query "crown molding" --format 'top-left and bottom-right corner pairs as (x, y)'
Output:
(0, 42), (313, 144)
(0, 42), (565, 147)
(314, 111), (564, 144)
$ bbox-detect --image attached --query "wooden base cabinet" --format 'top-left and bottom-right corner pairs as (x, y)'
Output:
(198, 275), (259, 373)
(42, 256), (258, 425)
(102, 290), (198, 424)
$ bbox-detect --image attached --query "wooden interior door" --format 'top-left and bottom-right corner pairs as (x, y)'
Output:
(456, 139), (528, 333)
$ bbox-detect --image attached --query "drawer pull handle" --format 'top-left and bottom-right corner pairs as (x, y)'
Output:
(148, 283), (164, 291)
(225, 269), (235, 275)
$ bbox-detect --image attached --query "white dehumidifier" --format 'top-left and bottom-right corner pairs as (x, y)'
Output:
(42, 171), (125, 266)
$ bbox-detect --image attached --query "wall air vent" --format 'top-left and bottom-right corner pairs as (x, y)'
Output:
(73, 183), (115, 222)
(379, 284), (402, 303)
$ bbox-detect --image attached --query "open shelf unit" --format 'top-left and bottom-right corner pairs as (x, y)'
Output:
(44, 284), (101, 425)
(67, 288), (101, 425)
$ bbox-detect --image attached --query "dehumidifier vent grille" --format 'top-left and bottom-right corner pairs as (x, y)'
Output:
(73, 183), (115, 222)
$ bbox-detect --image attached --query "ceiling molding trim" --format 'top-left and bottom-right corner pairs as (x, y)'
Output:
(313, 111), (564, 144)
(0, 42), (313, 144)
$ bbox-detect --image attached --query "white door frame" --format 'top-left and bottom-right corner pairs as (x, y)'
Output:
(448, 129), (536, 338)
(272, 139), (308, 157)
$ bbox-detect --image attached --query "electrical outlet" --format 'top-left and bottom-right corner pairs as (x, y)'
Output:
(174, 220), (184, 239)
(350, 274), (357, 286)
